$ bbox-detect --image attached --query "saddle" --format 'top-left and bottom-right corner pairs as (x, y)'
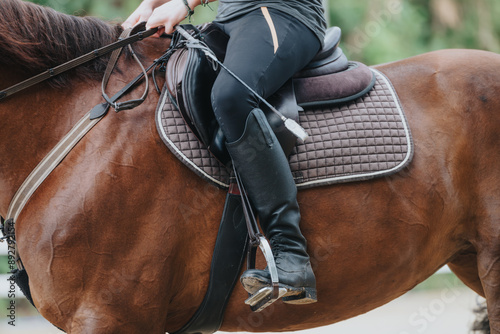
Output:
(165, 24), (376, 165)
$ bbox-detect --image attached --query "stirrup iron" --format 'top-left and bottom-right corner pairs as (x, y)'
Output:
(244, 235), (287, 312)
(233, 168), (286, 312)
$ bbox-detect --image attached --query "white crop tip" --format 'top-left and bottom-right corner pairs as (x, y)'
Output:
(284, 118), (309, 142)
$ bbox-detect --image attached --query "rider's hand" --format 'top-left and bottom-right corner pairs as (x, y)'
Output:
(148, 0), (192, 34)
(122, 0), (160, 29)
(122, 0), (192, 36)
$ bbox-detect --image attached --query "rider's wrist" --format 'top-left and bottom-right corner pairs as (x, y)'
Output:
(186, 0), (202, 10)
(181, 0), (195, 21)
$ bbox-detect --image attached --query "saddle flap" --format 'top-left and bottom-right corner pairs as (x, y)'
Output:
(165, 24), (229, 148)
(199, 22), (229, 61)
(262, 80), (300, 157)
(179, 47), (219, 146)
(166, 46), (218, 146)
(166, 48), (187, 102)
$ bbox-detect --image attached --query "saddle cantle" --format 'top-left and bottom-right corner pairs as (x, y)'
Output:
(165, 24), (376, 165)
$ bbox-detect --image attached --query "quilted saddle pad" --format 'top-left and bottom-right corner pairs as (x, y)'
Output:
(155, 69), (413, 189)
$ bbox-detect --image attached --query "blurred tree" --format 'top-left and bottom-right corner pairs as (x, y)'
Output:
(25, 0), (500, 64)
(28, 0), (216, 24)
(330, 0), (500, 63)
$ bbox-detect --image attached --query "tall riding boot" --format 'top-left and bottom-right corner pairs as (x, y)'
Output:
(226, 108), (317, 304)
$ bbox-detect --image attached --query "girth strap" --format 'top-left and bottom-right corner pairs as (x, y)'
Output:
(173, 192), (248, 334)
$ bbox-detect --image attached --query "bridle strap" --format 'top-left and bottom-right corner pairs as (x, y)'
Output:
(0, 24), (158, 101)
(101, 43), (149, 112)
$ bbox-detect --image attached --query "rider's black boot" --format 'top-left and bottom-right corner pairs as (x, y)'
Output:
(226, 108), (317, 304)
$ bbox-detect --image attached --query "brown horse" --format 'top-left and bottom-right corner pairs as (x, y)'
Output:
(0, 0), (499, 333)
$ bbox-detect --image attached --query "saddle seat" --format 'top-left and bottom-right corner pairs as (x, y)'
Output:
(165, 24), (376, 165)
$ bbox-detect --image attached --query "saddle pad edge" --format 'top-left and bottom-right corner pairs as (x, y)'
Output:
(295, 68), (414, 189)
(155, 90), (231, 189)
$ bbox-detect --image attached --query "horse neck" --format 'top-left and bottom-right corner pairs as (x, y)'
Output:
(0, 38), (168, 218)
(0, 65), (102, 217)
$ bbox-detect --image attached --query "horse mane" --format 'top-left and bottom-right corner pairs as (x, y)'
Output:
(0, 0), (124, 87)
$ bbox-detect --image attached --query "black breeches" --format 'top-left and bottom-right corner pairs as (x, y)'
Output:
(211, 8), (320, 142)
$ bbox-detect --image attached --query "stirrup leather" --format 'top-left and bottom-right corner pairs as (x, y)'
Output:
(233, 167), (287, 312)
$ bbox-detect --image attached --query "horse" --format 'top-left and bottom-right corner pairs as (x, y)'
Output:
(0, 0), (499, 333)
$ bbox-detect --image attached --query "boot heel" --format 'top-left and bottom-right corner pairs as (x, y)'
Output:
(282, 287), (317, 304)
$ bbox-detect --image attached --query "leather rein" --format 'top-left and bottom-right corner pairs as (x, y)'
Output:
(0, 23), (158, 103)
(0, 23), (162, 270)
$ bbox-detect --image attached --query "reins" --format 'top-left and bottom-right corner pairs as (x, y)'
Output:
(0, 23), (158, 102)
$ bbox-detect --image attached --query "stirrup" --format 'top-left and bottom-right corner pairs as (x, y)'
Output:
(244, 235), (287, 312)
(233, 170), (286, 312)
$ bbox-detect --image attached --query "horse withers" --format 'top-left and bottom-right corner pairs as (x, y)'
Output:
(0, 0), (499, 333)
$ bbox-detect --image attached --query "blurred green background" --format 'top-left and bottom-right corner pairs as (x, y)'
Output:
(25, 0), (500, 64)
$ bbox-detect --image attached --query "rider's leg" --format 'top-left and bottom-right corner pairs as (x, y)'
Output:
(225, 108), (317, 303)
(211, 8), (320, 303)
